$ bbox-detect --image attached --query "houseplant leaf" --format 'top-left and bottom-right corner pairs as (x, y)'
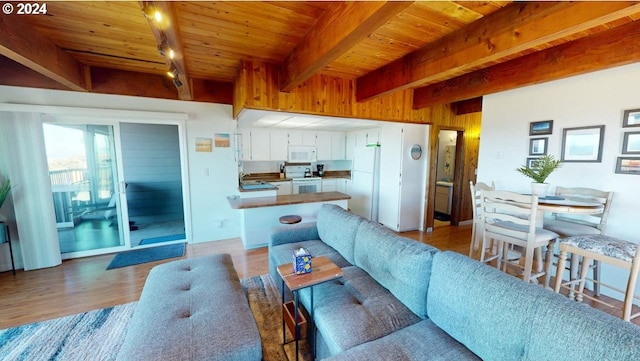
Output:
(516, 155), (562, 183)
(0, 179), (10, 209)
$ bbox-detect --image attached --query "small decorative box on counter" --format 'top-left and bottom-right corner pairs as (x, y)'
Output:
(293, 248), (312, 275)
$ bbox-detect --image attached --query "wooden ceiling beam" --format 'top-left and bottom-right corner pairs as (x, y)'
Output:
(413, 19), (640, 109)
(278, 1), (412, 92)
(140, 1), (193, 100)
(0, 15), (86, 91)
(357, 1), (640, 102)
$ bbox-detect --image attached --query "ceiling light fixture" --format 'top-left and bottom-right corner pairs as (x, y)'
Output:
(172, 78), (183, 88)
(157, 41), (175, 59)
(167, 63), (178, 79)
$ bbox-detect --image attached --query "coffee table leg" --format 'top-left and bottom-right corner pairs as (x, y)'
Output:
(294, 290), (299, 361)
(311, 286), (315, 358)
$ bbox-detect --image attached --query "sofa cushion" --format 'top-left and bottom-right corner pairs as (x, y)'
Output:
(323, 319), (481, 361)
(353, 221), (439, 319)
(427, 251), (640, 361)
(316, 204), (365, 264)
(299, 266), (421, 357)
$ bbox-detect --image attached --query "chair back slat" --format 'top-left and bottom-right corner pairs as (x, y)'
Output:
(481, 190), (538, 243)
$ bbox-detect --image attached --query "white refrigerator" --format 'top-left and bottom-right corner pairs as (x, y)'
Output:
(350, 143), (381, 221)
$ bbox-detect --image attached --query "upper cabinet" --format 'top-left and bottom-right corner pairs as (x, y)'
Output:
(289, 131), (316, 146)
(316, 132), (345, 161)
(240, 128), (347, 161)
(331, 133), (346, 160)
(270, 130), (289, 161)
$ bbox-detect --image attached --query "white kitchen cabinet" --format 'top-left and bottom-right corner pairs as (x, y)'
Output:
(317, 132), (346, 160)
(345, 133), (356, 161)
(321, 178), (337, 192)
(316, 132), (332, 160)
(240, 130), (252, 161)
(272, 181), (292, 196)
(240, 128), (271, 161)
(249, 129), (271, 161)
(289, 131), (316, 146)
(270, 130), (288, 161)
(331, 133), (346, 160)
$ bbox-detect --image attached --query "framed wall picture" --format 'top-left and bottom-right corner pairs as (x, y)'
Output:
(622, 131), (640, 154)
(195, 137), (213, 152)
(561, 125), (605, 162)
(526, 157), (541, 169)
(623, 109), (640, 128)
(529, 120), (553, 135)
(615, 157), (640, 175)
(529, 137), (548, 156)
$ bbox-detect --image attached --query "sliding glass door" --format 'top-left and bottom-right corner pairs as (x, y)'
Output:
(44, 123), (126, 256)
(119, 123), (185, 247)
(43, 120), (188, 259)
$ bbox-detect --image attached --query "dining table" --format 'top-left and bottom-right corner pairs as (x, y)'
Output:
(523, 195), (605, 282)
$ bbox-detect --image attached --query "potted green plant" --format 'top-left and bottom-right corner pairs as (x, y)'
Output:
(516, 155), (562, 196)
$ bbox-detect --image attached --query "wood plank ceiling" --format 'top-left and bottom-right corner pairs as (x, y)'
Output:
(1, 1), (640, 109)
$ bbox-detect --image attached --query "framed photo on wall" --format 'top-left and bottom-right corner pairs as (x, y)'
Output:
(529, 137), (548, 156)
(526, 157), (541, 169)
(623, 109), (640, 128)
(615, 157), (640, 175)
(529, 120), (553, 135)
(622, 131), (640, 154)
(561, 125), (605, 162)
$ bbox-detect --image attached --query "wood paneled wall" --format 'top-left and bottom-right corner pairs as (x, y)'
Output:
(234, 60), (481, 225)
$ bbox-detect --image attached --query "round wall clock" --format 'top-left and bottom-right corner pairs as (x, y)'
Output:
(410, 144), (422, 160)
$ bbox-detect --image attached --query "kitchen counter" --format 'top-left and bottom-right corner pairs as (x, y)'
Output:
(227, 191), (350, 249)
(228, 191), (350, 209)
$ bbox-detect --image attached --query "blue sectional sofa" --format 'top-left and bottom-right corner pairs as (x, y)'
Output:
(269, 204), (640, 361)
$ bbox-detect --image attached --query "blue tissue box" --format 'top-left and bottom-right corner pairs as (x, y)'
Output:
(293, 249), (312, 275)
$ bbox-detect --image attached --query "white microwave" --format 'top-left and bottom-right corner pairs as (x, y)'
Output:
(288, 145), (317, 163)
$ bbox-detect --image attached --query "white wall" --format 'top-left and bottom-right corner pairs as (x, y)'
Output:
(479, 62), (640, 296)
(0, 86), (241, 252)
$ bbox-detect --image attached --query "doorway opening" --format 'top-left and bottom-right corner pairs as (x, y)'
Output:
(432, 129), (464, 229)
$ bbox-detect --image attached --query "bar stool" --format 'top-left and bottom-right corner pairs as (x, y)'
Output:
(279, 215), (302, 225)
(553, 234), (640, 321)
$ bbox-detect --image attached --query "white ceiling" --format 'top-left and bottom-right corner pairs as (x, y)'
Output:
(236, 109), (384, 131)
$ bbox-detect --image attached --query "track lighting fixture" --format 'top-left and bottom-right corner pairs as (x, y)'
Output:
(157, 41), (175, 60)
(172, 78), (183, 88)
(167, 63), (178, 79)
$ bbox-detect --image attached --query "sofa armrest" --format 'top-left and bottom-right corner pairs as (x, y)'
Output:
(269, 222), (319, 248)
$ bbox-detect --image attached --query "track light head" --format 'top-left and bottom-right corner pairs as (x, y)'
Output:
(167, 63), (178, 79)
(173, 77), (183, 88)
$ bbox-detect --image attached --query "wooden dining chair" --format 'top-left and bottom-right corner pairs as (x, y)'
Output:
(481, 190), (559, 283)
(544, 187), (613, 294)
(468, 180), (495, 259)
(554, 234), (640, 321)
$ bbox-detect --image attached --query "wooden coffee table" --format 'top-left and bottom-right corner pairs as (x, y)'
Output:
(277, 256), (344, 361)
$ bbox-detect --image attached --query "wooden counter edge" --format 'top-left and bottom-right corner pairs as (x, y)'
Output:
(227, 191), (351, 210)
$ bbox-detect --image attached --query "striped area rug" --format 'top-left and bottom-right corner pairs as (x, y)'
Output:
(0, 302), (136, 361)
(0, 275), (311, 361)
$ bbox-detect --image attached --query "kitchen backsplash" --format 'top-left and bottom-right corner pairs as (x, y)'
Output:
(243, 160), (351, 174)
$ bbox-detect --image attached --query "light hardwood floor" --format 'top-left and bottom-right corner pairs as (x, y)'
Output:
(0, 224), (636, 329)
